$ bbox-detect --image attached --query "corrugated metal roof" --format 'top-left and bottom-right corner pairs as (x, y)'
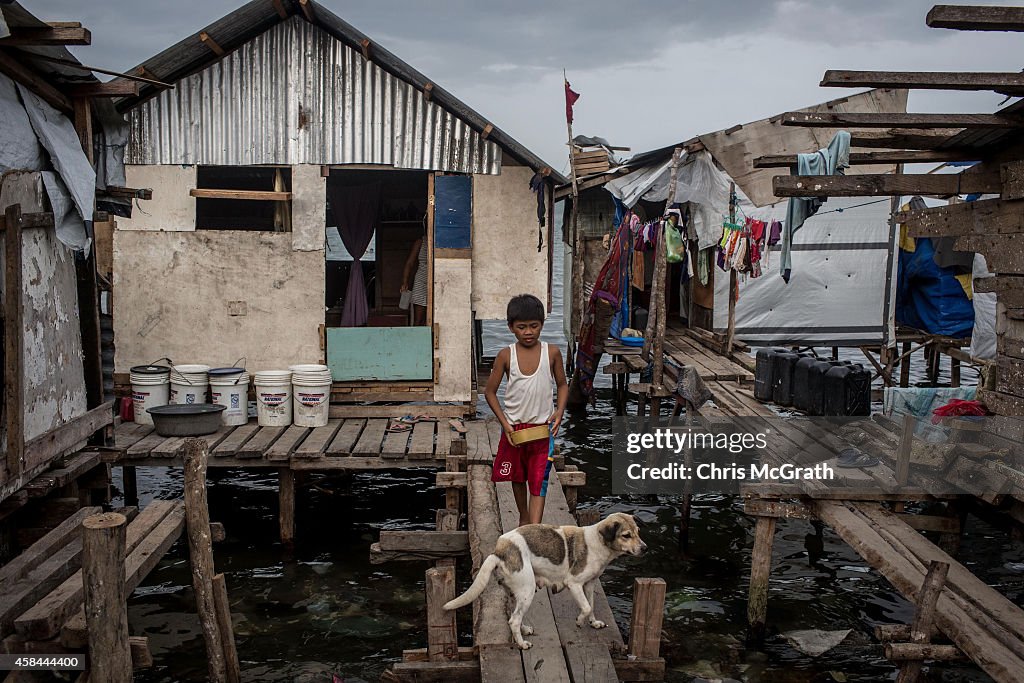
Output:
(126, 17), (500, 172)
(117, 0), (566, 182)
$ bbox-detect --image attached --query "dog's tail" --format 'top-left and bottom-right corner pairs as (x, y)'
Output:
(443, 554), (500, 611)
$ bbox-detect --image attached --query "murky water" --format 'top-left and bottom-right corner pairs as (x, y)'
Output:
(123, 235), (1018, 682)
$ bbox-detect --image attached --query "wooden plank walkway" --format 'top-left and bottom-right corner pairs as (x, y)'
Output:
(604, 323), (755, 382)
(465, 418), (624, 682)
(110, 417), (467, 469)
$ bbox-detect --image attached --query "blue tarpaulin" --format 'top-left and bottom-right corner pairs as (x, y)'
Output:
(895, 237), (974, 338)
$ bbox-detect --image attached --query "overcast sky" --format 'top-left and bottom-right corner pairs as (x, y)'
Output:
(33, 0), (1024, 173)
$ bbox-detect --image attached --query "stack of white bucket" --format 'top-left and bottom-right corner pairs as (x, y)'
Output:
(209, 367), (250, 426)
(129, 364), (170, 426)
(290, 364), (333, 427)
(254, 370), (293, 426)
(169, 364), (210, 405)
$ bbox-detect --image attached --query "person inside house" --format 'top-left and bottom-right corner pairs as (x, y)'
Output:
(400, 232), (428, 325)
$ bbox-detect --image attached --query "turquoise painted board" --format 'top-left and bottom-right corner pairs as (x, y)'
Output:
(326, 327), (433, 380)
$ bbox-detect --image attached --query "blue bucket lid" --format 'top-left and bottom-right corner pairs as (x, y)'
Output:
(208, 367), (245, 377)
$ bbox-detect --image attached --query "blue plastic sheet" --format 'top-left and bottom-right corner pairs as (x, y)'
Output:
(895, 237), (974, 338)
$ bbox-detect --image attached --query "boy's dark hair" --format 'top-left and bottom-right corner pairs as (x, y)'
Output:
(507, 294), (545, 324)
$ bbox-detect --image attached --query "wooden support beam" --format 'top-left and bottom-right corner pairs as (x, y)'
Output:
(896, 415), (914, 487)
(897, 559), (951, 682)
(212, 574), (241, 683)
(0, 49), (72, 113)
(0, 26), (90, 46)
(279, 468), (295, 545)
(481, 123), (494, 140)
(773, 171), (1000, 198)
(781, 111), (1024, 129)
(754, 149), (980, 168)
(743, 499), (814, 520)
(628, 578), (666, 659)
(183, 439), (228, 682)
(897, 197), (1024, 238)
(271, 0), (289, 18)
(821, 70), (1024, 95)
(199, 31), (225, 57)
(73, 98), (93, 164)
(887, 642), (967, 662)
(189, 189), (292, 201)
(360, 38), (371, 61)
(4, 204), (25, 479)
(423, 82), (434, 101)
(81, 513), (131, 683)
(425, 565), (457, 662)
(850, 129), (965, 150)
(130, 636), (153, 669)
(746, 516), (776, 642)
(22, 401), (114, 472)
(104, 186), (153, 201)
(67, 81), (141, 97)
(927, 5), (1024, 31)
(298, 0), (315, 22)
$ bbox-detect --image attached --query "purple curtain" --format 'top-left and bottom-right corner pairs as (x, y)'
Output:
(328, 182), (380, 326)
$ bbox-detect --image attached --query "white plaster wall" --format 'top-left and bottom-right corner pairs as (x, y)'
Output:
(471, 165), (549, 319)
(433, 258), (473, 401)
(292, 165), (326, 251)
(0, 172), (88, 442)
(118, 165), (196, 231)
(113, 229), (324, 372)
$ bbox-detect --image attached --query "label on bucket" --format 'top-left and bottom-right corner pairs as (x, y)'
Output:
(296, 391), (327, 407)
(132, 391), (149, 402)
(260, 392), (289, 405)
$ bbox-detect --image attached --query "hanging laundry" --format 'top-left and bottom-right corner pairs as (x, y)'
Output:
(781, 130), (851, 283)
(768, 220), (783, 245)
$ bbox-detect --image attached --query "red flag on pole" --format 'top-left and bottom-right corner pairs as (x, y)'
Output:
(564, 80), (580, 124)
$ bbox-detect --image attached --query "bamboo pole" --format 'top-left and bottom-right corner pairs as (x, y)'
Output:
(565, 73), (584, 346)
(183, 438), (227, 682)
(725, 183), (738, 355)
(82, 512), (131, 683)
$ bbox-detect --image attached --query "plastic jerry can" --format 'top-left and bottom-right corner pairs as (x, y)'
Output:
(792, 356), (820, 413)
(754, 348), (783, 402)
(772, 351), (801, 407)
(807, 360), (839, 416)
(846, 363), (872, 416)
(823, 364), (854, 416)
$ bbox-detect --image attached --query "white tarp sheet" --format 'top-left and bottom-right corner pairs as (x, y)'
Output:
(970, 253), (997, 360)
(0, 73), (95, 253)
(713, 194), (897, 346)
(606, 151), (730, 249)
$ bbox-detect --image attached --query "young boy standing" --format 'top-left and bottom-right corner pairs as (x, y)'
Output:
(485, 294), (569, 527)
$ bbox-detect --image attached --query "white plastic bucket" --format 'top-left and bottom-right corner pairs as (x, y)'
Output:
(169, 364), (210, 406)
(210, 371), (250, 426)
(254, 370), (293, 427)
(292, 369), (332, 427)
(130, 365), (170, 426)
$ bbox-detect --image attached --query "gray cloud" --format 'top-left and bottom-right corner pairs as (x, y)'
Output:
(28, 0), (1024, 171)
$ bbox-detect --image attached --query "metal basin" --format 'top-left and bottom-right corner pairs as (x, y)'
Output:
(147, 404), (227, 437)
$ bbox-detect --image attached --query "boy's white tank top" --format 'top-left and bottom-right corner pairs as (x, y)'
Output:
(504, 342), (554, 425)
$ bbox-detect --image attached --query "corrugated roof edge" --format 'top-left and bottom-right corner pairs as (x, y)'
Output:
(113, 0), (567, 184)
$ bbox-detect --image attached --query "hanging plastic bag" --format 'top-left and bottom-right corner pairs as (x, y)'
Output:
(665, 221), (686, 263)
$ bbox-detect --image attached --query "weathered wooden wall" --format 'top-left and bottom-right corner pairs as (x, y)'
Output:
(433, 258), (473, 401)
(112, 164), (325, 372)
(471, 162), (549, 319)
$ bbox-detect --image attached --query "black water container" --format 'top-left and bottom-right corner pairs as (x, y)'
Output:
(772, 351), (800, 407)
(807, 359), (838, 416)
(823, 364), (854, 416)
(792, 356), (820, 413)
(847, 363), (872, 416)
(754, 348), (783, 402)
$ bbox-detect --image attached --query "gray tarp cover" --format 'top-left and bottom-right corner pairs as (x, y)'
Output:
(0, 73), (95, 253)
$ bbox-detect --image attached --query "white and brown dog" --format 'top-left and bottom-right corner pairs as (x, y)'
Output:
(443, 512), (646, 649)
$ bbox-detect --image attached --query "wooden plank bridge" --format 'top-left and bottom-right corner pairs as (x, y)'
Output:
(384, 418), (667, 682)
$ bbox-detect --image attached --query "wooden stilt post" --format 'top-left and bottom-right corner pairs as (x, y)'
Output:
(747, 516), (777, 642)
(444, 455), (462, 516)
(629, 578), (666, 659)
(895, 560), (950, 683)
(425, 565), (457, 662)
(435, 508), (459, 569)
(679, 400), (697, 552)
(279, 467), (295, 546)
(4, 204), (25, 481)
(950, 354), (961, 388)
(576, 508), (601, 527)
(183, 438), (227, 683)
(82, 512), (131, 683)
(900, 341), (912, 388)
(212, 573), (241, 683)
(726, 183), (738, 355)
(122, 465), (138, 507)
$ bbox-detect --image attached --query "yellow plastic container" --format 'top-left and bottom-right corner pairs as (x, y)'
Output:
(508, 424), (550, 446)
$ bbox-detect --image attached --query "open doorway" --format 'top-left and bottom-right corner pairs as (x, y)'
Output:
(324, 169), (433, 381)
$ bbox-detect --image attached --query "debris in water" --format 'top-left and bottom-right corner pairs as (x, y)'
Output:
(782, 629), (852, 657)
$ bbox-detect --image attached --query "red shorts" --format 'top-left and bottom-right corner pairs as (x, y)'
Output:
(492, 423), (552, 497)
